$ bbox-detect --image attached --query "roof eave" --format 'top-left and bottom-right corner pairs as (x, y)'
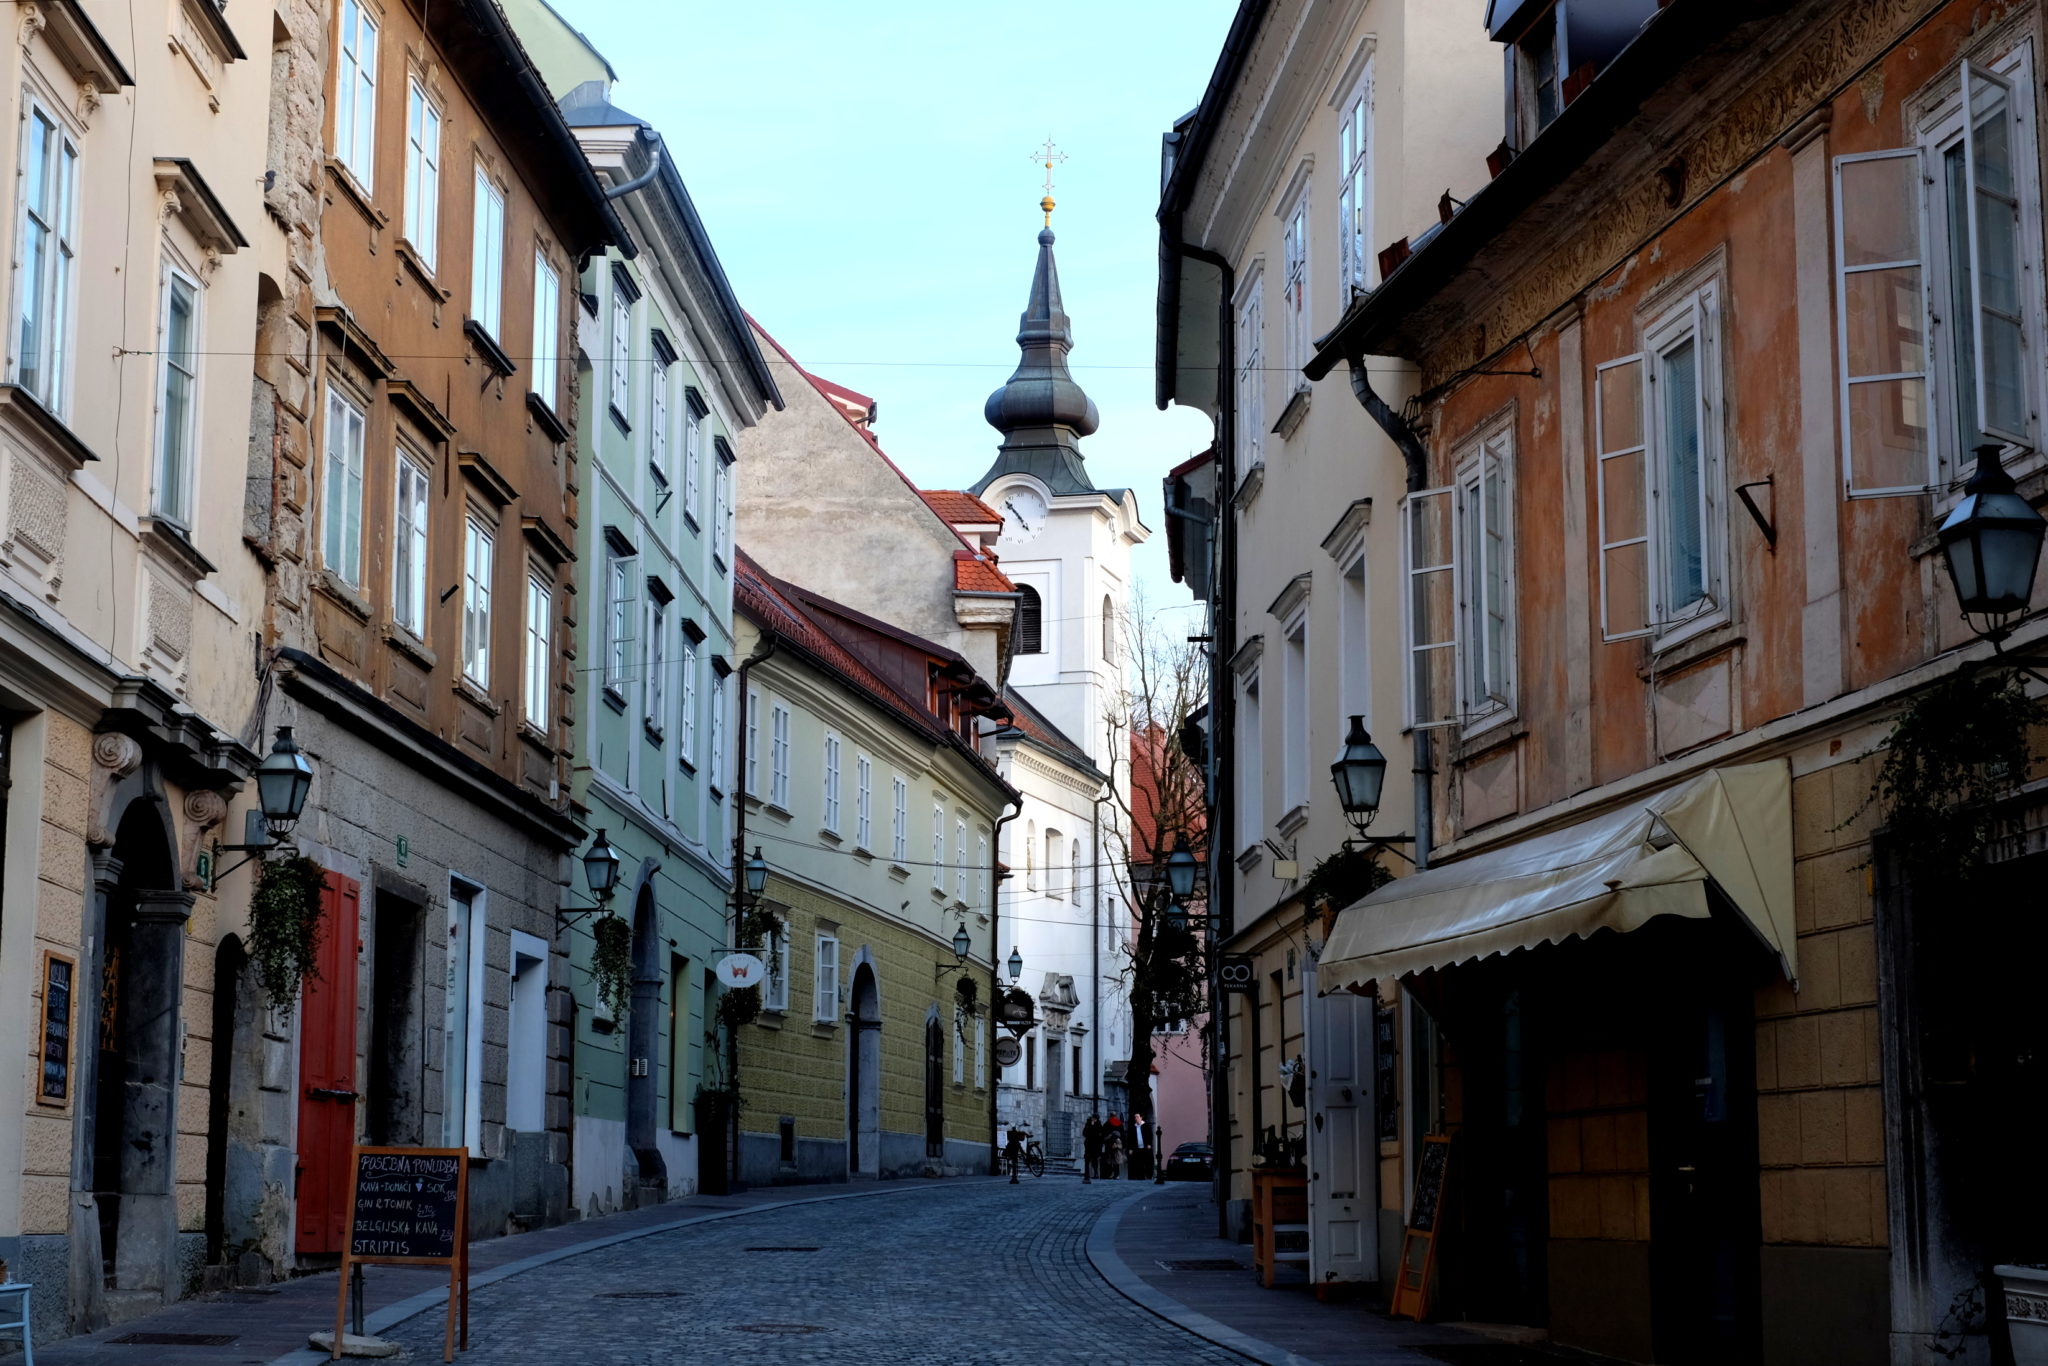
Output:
(1305, 0), (1725, 378)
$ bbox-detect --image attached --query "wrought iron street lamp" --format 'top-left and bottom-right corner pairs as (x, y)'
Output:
(582, 829), (622, 901)
(1938, 444), (2048, 642)
(253, 726), (314, 835)
(1165, 834), (1199, 901)
(744, 846), (769, 898)
(1007, 946), (1024, 982)
(209, 727), (317, 882)
(1327, 714), (1416, 863)
(555, 829), (625, 935)
(952, 921), (972, 961)
(1330, 715), (1389, 834)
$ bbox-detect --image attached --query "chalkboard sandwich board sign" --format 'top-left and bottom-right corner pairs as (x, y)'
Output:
(336, 1147), (469, 1361)
(1390, 1134), (1452, 1323)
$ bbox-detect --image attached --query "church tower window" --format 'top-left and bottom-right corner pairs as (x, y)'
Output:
(1017, 585), (1044, 654)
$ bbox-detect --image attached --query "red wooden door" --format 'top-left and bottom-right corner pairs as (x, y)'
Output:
(294, 871), (360, 1254)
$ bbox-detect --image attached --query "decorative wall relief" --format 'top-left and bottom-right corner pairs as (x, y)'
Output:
(87, 733), (145, 846)
(180, 789), (228, 891)
(1, 448), (68, 602)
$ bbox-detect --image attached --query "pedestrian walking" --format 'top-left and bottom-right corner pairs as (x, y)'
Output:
(1106, 1115), (1125, 1180)
(1081, 1115), (1101, 1184)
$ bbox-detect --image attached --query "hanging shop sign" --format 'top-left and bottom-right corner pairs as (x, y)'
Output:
(997, 987), (1037, 1037)
(716, 953), (767, 989)
(993, 1035), (1022, 1068)
(1218, 955), (1257, 993)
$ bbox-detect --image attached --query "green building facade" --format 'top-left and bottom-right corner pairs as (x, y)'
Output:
(504, 0), (782, 1212)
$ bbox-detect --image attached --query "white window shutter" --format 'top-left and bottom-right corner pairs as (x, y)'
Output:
(815, 937), (838, 1021)
(1833, 147), (1935, 496)
(1961, 61), (2029, 448)
(1595, 355), (1654, 640)
(1401, 486), (1458, 729)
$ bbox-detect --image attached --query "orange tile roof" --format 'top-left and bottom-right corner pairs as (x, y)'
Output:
(954, 550), (1015, 594)
(735, 549), (1018, 809)
(922, 490), (1002, 526)
(1003, 688), (1099, 776)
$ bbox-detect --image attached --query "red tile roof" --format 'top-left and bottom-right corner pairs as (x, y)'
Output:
(922, 490), (1001, 526)
(1003, 688), (1100, 776)
(954, 550), (1015, 594)
(735, 548), (1017, 803)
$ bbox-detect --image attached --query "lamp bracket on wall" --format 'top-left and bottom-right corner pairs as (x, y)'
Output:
(209, 809), (296, 884)
(1735, 475), (1778, 551)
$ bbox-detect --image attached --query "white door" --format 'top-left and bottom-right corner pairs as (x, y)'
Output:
(1305, 959), (1378, 1285)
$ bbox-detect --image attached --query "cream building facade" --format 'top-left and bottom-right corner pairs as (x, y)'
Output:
(0, 0), (275, 1337)
(1155, 0), (1499, 1279)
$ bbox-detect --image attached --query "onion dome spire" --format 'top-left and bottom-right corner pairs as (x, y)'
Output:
(972, 180), (1099, 497)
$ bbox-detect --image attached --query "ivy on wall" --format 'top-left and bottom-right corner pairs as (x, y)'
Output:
(1856, 670), (2045, 888)
(249, 855), (327, 1012)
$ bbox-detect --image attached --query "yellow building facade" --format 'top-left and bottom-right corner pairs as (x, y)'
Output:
(731, 552), (1014, 1183)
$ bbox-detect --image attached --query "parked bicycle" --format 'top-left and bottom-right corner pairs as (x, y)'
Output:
(1002, 1124), (1047, 1179)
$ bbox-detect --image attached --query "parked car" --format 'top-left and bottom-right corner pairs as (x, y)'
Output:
(1164, 1141), (1213, 1181)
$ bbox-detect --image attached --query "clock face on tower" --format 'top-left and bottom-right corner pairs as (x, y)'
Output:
(997, 486), (1050, 545)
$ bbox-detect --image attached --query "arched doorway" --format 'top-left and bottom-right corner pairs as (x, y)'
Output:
(847, 963), (880, 1178)
(203, 935), (246, 1271)
(625, 877), (666, 1197)
(88, 793), (190, 1314)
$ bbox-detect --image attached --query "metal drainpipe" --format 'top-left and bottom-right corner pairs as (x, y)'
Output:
(1347, 361), (1434, 871)
(602, 137), (664, 201)
(726, 633), (777, 1192)
(1091, 786), (1112, 1121)
(1166, 234), (1238, 1235)
(731, 634), (778, 916)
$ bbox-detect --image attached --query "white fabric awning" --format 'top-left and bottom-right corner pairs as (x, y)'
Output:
(1319, 760), (1797, 991)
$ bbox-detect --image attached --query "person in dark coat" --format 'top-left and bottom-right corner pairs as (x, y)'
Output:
(1081, 1115), (1102, 1184)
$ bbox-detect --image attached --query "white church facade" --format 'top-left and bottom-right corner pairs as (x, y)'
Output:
(962, 221), (1148, 1162)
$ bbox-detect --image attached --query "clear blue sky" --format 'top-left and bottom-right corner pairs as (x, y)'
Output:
(551, 0), (1233, 611)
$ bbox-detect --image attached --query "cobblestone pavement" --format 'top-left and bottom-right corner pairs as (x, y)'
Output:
(379, 1178), (1248, 1366)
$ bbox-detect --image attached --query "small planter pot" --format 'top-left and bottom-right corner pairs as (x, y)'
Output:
(1996, 1265), (2048, 1366)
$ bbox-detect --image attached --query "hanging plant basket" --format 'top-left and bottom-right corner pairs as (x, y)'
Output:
(248, 854), (328, 1012)
(1856, 670), (2044, 889)
(591, 912), (633, 1020)
(1300, 844), (1393, 916)
(718, 984), (761, 1030)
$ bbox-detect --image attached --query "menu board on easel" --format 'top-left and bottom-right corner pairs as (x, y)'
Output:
(1389, 1134), (1451, 1322)
(335, 1147), (469, 1361)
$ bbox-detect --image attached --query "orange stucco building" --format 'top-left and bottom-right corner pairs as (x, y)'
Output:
(1297, 1), (2048, 1362)
(240, 0), (624, 1266)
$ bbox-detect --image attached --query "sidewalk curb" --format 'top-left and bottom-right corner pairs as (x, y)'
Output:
(1084, 1188), (1328, 1366)
(265, 1179), (981, 1365)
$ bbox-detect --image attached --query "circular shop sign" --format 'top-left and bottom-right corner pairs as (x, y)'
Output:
(993, 1035), (1023, 1068)
(716, 953), (767, 989)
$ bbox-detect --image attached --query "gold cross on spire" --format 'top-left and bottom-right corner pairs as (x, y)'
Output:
(1032, 136), (1067, 226)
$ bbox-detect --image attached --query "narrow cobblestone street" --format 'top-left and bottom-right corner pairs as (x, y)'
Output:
(374, 1180), (1243, 1366)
